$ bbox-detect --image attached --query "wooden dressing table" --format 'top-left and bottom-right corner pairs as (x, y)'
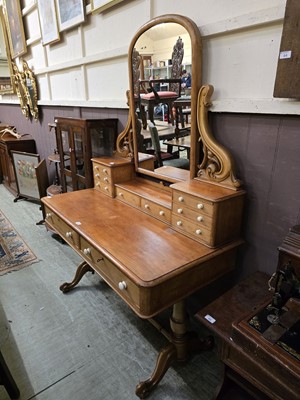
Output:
(42, 15), (246, 398)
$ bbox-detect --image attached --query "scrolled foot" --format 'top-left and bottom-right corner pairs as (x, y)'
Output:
(59, 261), (93, 293)
(135, 343), (177, 399)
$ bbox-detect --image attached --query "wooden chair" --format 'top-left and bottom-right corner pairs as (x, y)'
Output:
(139, 37), (184, 129)
(147, 122), (189, 170)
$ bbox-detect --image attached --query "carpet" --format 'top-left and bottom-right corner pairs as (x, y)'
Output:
(0, 211), (38, 275)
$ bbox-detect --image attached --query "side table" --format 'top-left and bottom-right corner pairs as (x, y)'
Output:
(195, 271), (273, 399)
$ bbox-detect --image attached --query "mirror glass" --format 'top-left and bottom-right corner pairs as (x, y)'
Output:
(0, 6), (14, 94)
(128, 15), (202, 183)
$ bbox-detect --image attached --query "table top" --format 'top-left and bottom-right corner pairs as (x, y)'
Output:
(163, 135), (191, 149)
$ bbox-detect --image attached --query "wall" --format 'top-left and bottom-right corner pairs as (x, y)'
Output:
(0, 0), (299, 282)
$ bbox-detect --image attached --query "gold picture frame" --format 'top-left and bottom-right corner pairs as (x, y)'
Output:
(2, 0), (27, 59)
(37, 0), (60, 45)
(91, 0), (125, 13)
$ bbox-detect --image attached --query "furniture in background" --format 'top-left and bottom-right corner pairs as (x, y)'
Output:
(195, 226), (300, 400)
(173, 95), (191, 136)
(53, 117), (118, 192)
(163, 135), (191, 159)
(0, 130), (36, 195)
(147, 122), (189, 169)
(139, 37), (184, 128)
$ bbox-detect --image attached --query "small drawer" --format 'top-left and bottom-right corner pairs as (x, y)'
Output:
(171, 214), (212, 245)
(95, 180), (114, 196)
(173, 191), (213, 216)
(172, 205), (212, 228)
(141, 198), (171, 223)
(115, 187), (141, 208)
(93, 164), (112, 179)
(45, 207), (79, 247)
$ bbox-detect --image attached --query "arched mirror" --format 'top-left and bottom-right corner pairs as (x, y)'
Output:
(0, 6), (15, 94)
(128, 14), (202, 183)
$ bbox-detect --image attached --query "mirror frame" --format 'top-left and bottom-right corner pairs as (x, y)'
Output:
(128, 14), (202, 181)
(0, 6), (15, 95)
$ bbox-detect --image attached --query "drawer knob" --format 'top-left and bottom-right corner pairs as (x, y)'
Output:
(104, 177), (109, 182)
(197, 203), (204, 209)
(104, 186), (109, 191)
(159, 210), (165, 216)
(177, 221), (183, 227)
(118, 281), (127, 291)
(144, 204), (150, 209)
(119, 192), (123, 197)
(83, 248), (91, 255)
(177, 208), (183, 214)
(95, 173), (100, 178)
(196, 229), (202, 235)
(46, 212), (52, 218)
(178, 196), (184, 202)
(197, 216), (204, 222)
(66, 231), (72, 238)
(102, 168), (107, 174)
(96, 182), (100, 187)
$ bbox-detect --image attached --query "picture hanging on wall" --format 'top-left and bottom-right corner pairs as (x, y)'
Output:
(2, 0), (27, 59)
(37, 0), (60, 45)
(91, 0), (125, 13)
(55, 0), (85, 32)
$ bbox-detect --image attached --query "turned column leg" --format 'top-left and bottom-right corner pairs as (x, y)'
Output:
(59, 261), (94, 293)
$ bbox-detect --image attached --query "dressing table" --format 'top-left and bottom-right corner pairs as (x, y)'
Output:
(42, 15), (246, 398)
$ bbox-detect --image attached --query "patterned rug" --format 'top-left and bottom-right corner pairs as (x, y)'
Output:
(0, 211), (38, 275)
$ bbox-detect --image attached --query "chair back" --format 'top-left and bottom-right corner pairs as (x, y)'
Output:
(148, 122), (163, 167)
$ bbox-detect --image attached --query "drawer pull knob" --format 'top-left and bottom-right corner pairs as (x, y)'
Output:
(196, 229), (202, 235)
(104, 177), (109, 182)
(177, 208), (183, 214)
(103, 168), (107, 174)
(197, 203), (204, 209)
(104, 186), (109, 191)
(159, 210), (165, 216)
(95, 173), (100, 178)
(177, 221), (183, 227)
(197, 216), (204, 222)
(178, 196), (184, 202)
(144, 204), (150, 209)
(118, 281), (127, 290)
(46, 212), (52, 218)
(83, 248), (91, 255)
(66, 231), (72, 238)
(96, 182), (100, 187)
(119, 192), (123, 197)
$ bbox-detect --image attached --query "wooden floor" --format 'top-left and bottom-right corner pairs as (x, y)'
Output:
(0, 184), (248, 400)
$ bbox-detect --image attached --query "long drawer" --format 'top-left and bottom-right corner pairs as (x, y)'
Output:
(45, 206), (79, 248)
(80, 237), (140, 311)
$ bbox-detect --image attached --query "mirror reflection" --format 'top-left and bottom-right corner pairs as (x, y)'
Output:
(0, 6), (14, 94)
(128, 16), (202, 183)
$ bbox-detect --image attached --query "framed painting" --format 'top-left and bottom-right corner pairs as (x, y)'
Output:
(55, 0), (85, 32)
(37, 0), (60, 45)
(91, 0), (125, 13)
(11, 151), (41, 202)
(2, 0), (27, 59)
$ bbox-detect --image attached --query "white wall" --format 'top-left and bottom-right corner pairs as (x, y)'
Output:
(2, 0), (299, 114)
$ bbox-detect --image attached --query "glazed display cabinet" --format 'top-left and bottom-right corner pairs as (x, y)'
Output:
(54, 117), (118, 192)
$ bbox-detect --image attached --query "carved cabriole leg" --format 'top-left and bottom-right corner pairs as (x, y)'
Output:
(59, 261), (94, 293)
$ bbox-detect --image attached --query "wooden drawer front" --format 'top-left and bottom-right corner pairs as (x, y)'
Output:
(80, 237), (140, 310)
(173, 190), (213, 216)
(115, 187), (141, 208)
(171, 214), (212, 245)
(45, 207), (79, 247)
(140, 198), (171, 223)
(172, 204), (212, 228)
(93, 164), (114, 196)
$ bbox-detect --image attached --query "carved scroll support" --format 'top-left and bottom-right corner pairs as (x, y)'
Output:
(196, 85), (242, 190)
